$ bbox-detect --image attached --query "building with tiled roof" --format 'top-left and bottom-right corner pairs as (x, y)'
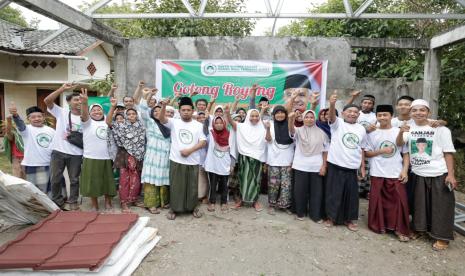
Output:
(0, 19), (113, 130)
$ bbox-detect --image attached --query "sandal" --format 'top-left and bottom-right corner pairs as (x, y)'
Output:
(207, 204), (216, 212)
(432, 240), (449, 251)
(231, 201), (242, 210)
(345, 221), (358, 232)
(267, 207), (276, 215)
(192, 208), (203, 218)
(166, 211), (176, 220)
(121, 203), (131, 213)
(296, 216), (304, 221)
(409, 232), (422, 240)
(396, 233), (410, 242)
(253, 202), (263, 212)
(162, 204), (170, 209)
(135, 201), (145, 208)
(148, 207), (160, 214)
(220, 204), (228, 211)
(324, 219), (334, 227)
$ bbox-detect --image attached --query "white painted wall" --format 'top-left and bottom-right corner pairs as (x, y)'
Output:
(3, 84), (37, 119)
(0, 54), (15, 80)
(15, 58), (68, 81)
(69, 46), (111, 81)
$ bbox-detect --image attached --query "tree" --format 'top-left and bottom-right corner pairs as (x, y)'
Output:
(0, 6), (29, 27)
(278, 0), (465, 131)
(83, 0), (255, 37)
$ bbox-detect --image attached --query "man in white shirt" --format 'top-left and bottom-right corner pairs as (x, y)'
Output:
(397, 99), (457, 250)
(44, 83), (82, 210)
(159, 96), (207, 220)
(325, 92), (367, 232)
(365, 104), (410, 241)
(10, 105), (55, 194)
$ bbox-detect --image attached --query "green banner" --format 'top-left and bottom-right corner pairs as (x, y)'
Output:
(156, 59), (328, 108)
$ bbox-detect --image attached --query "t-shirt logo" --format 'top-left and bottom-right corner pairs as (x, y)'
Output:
(36, 133), (52, 148)
(342, 133), (360, 149)
(179, 129), (193, 144)
(96, 126), (107, 140)
(379, 140), (397, 158)
(359, 121), (370, 128)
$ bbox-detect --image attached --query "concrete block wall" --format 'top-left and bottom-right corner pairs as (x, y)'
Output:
(117, 36), (422, 107)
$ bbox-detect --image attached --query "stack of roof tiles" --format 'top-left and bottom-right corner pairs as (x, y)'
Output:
(0, 211), (160, 276)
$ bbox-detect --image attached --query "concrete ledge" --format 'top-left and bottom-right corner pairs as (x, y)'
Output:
(346, 37), (429, 49)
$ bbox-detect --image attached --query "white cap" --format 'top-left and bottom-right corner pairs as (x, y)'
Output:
(410, 99), (430, 109)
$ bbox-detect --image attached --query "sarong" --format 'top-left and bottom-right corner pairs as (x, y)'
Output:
(80, 158), (116, 198)
(169, 161), (199, 213)
(368, 176), (410, 236)
(238, 155), (262, 203)
(413, 173), (455, 241)
(325, 162), (359, 225)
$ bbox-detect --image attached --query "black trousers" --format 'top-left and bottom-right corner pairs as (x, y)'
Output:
(207, 172), (228, 204)
(325, 162), (359, 225)
(294, 169), (324, 221)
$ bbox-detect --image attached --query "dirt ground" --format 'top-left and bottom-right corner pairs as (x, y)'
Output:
(1, 194), (465, 276)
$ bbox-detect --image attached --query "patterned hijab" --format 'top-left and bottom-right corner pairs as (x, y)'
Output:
(112, 111), (146, 161)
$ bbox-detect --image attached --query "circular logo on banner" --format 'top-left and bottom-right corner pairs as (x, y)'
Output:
(213, 148), (226, 158)
(179, 129), (193, 144)
(96, 126), (107, 140)
(203, 63), (217, 75)
(342, 133), (360, 149)
(36, 133), (52, 148)
(379, 140), (397, 158)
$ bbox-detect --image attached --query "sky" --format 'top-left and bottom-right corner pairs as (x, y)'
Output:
(10, 0), (326, 35)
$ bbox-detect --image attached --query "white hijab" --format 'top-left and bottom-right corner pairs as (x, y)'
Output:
(236, 109), (266, 162)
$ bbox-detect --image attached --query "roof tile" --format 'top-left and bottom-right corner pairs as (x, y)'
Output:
(0, 211), (138, 271)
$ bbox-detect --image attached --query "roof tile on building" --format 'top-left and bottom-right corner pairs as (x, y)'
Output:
(0, 19), (98, 55)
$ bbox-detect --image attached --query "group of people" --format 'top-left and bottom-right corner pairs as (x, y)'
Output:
(3, 78), (458, 251)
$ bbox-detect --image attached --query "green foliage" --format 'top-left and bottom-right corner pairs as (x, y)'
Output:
(89, 72), (115, 96)
(278, 0), (465, 131)
(0, 6), (29, 27)
(83, 0), (254, 38)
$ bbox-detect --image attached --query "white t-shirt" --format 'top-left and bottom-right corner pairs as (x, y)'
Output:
(292, 136), (328, 173)
(357, 111), (377, 128)
(364, 128), (405, 178)
(327, 117), (367, 169)
(19, 125), (55, 166)
(266, 124), (295, 167)
(164, 118), (207, 165)
(403, 124), (455, 177)
(204, 135), (231, 175)
(47, 104), (83, 156)
(391, 117), (414, 128)
(82, 119), (110, 160)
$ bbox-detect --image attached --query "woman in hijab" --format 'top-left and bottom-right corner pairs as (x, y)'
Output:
(289, 110), (329, 222)
(139, 96), (171, 214)
(107, 98), (146, 212)
(226, 105), (266, 211)
(316, 108), (338, 140)
(204, 116), (231, 212)
(264, 105), (295, 215)
(79, 89), (115, 211)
